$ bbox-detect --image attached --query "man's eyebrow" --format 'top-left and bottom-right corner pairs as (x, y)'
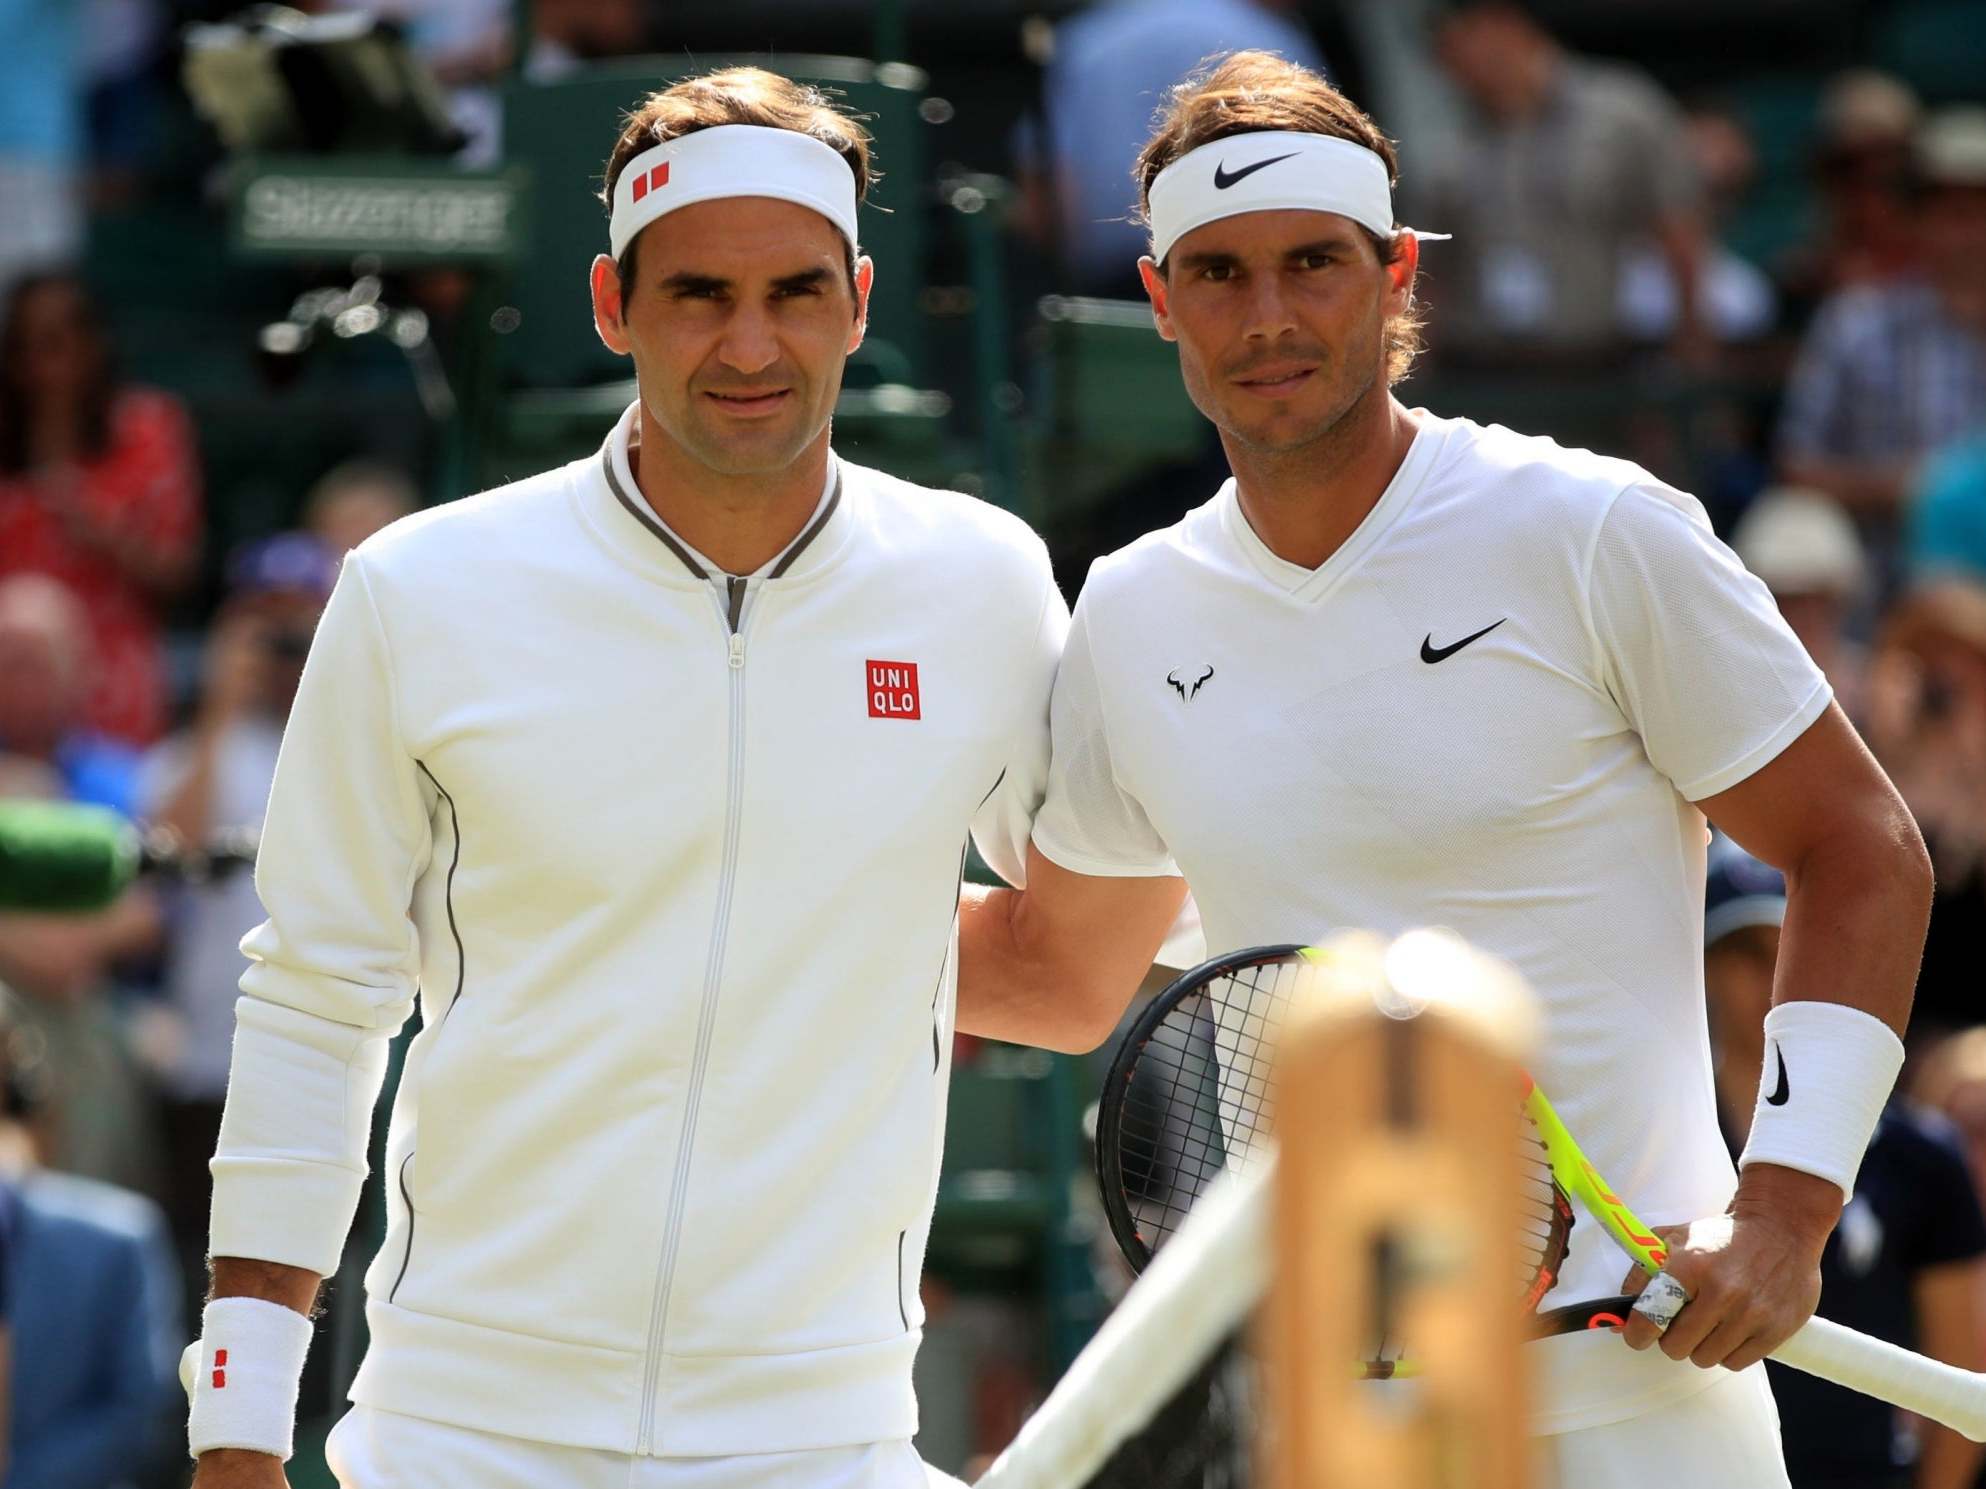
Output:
(770, 267), (833, 292)
(1288, 236), (1360, 259)
(659, 271), (729, 294)
(1174, 249), (1241, 273)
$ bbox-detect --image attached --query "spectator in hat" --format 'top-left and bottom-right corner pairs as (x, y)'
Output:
(135, 533), (337, 1319)
(1703, 835), (1986, 1489)
(1733, 486), (1871, 722)
(1779, 71), (1924, 318)
(1778, 108), (1986, 535)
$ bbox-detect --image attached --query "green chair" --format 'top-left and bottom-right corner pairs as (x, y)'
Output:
(1021, 295), (1205, 527)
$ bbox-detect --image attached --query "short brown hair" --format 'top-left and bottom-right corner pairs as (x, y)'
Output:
(600, 67), (876, 286)
(1135, 52), (1424, 384)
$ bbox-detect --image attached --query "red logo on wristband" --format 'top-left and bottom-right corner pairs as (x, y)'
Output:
(213, 1348), (228, 1389)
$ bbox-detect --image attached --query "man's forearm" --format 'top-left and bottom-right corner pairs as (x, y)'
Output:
(207, 1257), (323, 1318)
(1772, 806), (1930, 1037)
(956, 886), (1108, 1053)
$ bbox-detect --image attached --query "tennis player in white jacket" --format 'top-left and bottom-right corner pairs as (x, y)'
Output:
(185, 68), (1066, 1489)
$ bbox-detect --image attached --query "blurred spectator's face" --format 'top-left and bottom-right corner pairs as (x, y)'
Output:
(238, 591), (325, 715)
(1819, 142), (1912, 233)
(0, 608), (83, 756)
(1142, 209), (1413, 460)
(1434, 12), (1535, 119)
(1772, 589), (1847, 659)
(1688, 112), (1758, 216)
(9, 278), (102, 402)
(593, 198), (870, 479)
(312, 486), (408, 554)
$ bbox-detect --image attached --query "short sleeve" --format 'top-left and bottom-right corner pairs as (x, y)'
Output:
(1587, 481), (1831, 801)
(1031, 595), (1177, 877)
(969, 566), (1069, 888)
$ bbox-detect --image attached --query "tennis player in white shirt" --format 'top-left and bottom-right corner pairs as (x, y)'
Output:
(186, 68), (1061, 1489)
(956, 51), (1933, 1487)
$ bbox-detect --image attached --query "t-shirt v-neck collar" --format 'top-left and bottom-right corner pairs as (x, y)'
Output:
(1217, 413), (1450, 602)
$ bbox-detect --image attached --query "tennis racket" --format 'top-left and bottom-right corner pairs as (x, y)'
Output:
(1096, 944), (1986, 1436)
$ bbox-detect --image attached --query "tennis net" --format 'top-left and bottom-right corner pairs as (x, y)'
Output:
(973, 1157), (1273, 1489)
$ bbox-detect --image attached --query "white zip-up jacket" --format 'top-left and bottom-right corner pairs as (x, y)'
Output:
(208, 405), (1066, 1456)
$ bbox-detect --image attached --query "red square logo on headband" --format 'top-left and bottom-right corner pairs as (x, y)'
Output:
(867, 660), (921, 720)
(631, 162), (671, 203)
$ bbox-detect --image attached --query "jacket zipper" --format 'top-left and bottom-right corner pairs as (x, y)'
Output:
(635, 575), (752, 1455)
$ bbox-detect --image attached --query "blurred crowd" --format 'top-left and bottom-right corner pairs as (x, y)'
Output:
(0, 0), (1983, 1485)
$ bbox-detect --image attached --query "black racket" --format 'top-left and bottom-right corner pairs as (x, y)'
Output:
(1096, 945), (1616, 1375)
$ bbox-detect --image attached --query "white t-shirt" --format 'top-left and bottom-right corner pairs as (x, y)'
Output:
(1034, 412), (1831, 1432)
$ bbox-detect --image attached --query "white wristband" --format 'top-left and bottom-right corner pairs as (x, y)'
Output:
(183, 1297), (315, 1460)
(1739, 1000), (1904, 1202)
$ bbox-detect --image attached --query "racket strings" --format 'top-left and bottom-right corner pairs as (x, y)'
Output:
(1114, 958), (1575, 1317)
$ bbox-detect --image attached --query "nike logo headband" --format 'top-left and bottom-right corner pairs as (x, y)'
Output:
(608, 123), (860, 261)
(1145, 131), (1448, 265)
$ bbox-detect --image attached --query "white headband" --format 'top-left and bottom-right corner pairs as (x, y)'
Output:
(1146, 131), (1447, 264)
(608, 124), (859, 261)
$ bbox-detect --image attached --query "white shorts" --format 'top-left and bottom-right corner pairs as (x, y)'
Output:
(1541, 1363), (1788, 1489)
(325, 1405), (967, 1489)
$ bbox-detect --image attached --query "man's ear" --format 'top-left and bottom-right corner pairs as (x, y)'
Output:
(1384, 231), (1421, 320)
(591, 254), (632, 356)
(846, 254), (875, 356)
(1138, 257), (1177, 344)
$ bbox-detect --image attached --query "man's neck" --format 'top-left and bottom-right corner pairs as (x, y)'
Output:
(630, 406), (831, 576)
(1223, 390), (1421, 572)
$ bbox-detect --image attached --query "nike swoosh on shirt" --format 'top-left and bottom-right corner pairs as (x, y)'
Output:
(1419, 618), (1507, 663)
(1213, 154), (1299, 190)
(1766, 1042), (1790, 1106)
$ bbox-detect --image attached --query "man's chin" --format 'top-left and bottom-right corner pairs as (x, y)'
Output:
(685, 421), (816, 477)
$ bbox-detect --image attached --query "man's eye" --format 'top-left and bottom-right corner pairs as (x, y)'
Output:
(1203, 265), (1234, 282)
(1300, 253), (1335, 270)
(774, 283), (822, 299)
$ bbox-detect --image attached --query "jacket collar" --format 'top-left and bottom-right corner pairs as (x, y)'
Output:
(583, 401), (851, 585)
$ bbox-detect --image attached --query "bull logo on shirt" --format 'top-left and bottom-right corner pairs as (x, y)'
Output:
(1166, 665), (1215, 701)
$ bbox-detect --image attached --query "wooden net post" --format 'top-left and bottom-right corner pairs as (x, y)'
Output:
(1263, 931), (1537, 1489)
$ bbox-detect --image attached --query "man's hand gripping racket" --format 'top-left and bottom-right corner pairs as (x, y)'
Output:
(1096, 944), (1986, 1439)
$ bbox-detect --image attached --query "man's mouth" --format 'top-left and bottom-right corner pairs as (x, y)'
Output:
(704, 388), (793, 417)
(1232, 364), (1319, 397)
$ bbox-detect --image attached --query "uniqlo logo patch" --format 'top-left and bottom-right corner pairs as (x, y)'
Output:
(868, 660), (921, 720)
(631, 162), (670, 202)
(212, 1348), (228, 1389)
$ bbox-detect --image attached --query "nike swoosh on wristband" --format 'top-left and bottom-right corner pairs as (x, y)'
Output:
(1766, 1042), (1790, 1106)
(1213, 154), (1299, 190)
(1419, 618), (1507, 663)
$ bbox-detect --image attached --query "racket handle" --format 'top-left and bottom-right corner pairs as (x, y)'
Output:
(1772, 1316), (1986, 1442)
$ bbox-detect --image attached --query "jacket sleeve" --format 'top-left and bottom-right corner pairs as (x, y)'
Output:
(969, 558), (1070, 888)
(208, 554), (432, 1276)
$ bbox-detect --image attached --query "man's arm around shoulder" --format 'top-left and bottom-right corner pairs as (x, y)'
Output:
(958, 842), (1186, 1054)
